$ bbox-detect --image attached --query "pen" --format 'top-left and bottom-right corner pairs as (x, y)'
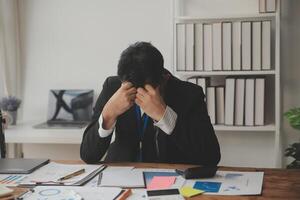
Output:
(116, 189), (132, 200)
(57, 168), (85, 181)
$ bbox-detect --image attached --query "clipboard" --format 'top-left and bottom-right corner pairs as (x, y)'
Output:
(20, 164), (107, 186)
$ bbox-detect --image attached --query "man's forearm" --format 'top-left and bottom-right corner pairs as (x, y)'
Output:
(102, 107), (117, 130)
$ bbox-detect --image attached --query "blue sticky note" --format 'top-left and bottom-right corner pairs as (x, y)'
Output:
(193, 181), (221, 193)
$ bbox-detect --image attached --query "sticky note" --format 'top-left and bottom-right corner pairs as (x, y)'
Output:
(180, 186), (204, 197)
(193, 181), (221, 193)
(147, 176), (176, 190)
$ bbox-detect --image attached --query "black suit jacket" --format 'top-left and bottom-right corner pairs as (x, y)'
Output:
(80, 74), (221, 165)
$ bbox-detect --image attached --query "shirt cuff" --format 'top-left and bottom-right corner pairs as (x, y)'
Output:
(98, 114), (115, 138)
(153, 106), (177, 135)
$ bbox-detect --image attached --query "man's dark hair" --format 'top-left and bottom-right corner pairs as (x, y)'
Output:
(117, 42), (164, 88)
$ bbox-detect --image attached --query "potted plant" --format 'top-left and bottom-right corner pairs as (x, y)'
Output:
(0, 96), (21, 125)
(284, 107), (300, 169)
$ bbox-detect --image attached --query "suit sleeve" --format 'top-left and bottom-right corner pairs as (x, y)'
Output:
(80, 78), (113, 164)
(170, 87), (221, 166)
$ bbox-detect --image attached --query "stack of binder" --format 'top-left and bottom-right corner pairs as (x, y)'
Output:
(224, 77), (266, 126)
(188, 77), (266, 126)
(176, 20), (272, 72)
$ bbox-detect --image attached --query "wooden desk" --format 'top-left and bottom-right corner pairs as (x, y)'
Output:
(2, 161), (300, 200)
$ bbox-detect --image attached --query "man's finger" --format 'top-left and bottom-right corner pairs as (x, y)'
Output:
(136, 93), (144, 100)
(121, 81), (133, 90)
(137, 87), (147, 96)
(128, 93), (136, 100)
(127, 87), (137, 94)
(144, 84), (155, 94)
(135, 98), (142, 106)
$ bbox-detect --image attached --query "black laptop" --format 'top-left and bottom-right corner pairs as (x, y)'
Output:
(34, 89), (94, 129)
(0, 158), (49, 174)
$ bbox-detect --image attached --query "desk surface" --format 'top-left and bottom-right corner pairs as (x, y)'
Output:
(2, 161), (300, 200)
(5, 121), (85, 144)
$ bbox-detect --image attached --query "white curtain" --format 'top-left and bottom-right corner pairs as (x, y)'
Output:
(0, 0), (22, 158)
(0, 0), (21, 98)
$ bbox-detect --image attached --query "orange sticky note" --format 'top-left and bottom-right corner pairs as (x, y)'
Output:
(147, 176), (176, 190)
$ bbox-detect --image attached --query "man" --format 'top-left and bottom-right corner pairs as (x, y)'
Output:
(80, 42), (220, 165)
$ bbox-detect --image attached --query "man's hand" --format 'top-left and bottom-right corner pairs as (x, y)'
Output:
(102, 82), (136, 129)
(135, 84), (166, 121)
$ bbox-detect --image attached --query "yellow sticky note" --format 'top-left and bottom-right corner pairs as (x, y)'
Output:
(180, 186), (204, 198)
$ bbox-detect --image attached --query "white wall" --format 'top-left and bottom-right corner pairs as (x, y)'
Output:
(18, 0), (173, 161)
(281, 0), (300, 166)
(19, 0), (173, 121)
(17, 0), (300, 167)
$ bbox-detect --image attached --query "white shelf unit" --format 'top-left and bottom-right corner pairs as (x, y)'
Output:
(175, 14), (276, 23)
(176, 70), (276, 77)
(213, 124), (276, 132)
(172, 0), (281, 167)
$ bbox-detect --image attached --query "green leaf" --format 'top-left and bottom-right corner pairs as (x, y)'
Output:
(284, 108), (300, 131)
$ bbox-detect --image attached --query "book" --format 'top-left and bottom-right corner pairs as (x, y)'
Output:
(176, 24), (186, 71)
(225, 78), (235, 125)
(212, 23), (222, 71)
(235, 78), (245, 126)
(195, 23), (204, 71)
(207, 87), (216, 125)
(0, 158), (49, 174)
(223, 22), (232, 71)
(197, 77), (209, 96)
(216, 87), (225, 124)
(245, 79), (255, 126)
(262, 21), (271, 70)
(186, 23), (194, 71)
(255, 78), (265, 126)
(232, 22), (241, 71)
(252, 21), (262, 70)
(259, 0), (266, 13)
(203, 24), (213, 71)
(242, 22), (251, 70)
(266, 0), (276, 12)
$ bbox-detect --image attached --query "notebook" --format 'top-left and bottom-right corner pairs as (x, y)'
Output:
(34, 89), (94, 129)
(0, 158), (49, 174)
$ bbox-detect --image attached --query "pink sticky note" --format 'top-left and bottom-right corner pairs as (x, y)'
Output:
(147, 176), (176, 190)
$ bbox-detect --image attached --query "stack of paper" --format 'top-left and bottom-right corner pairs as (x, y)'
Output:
(0, 174), (27, 186)
(183, 171), (264, 196)
(19, 186), (122, 200)
(19, 162), (104, 186)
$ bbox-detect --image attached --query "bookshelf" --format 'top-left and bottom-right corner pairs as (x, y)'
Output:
(172, 0), (281, 167)
(176, 70), (276, 77)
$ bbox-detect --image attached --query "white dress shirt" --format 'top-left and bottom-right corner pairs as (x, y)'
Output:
(98, 106), (178, 138)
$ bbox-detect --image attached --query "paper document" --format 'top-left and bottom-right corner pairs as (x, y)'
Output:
(99, 166), (145, 188)
(147, 176), (176, 190)
(142, 170), (185, 189)
(180, 186), (204, 198)
(19, 186), (122, 200)
(84, 174), (99, 187)
(0, 174), (27, 186)
(127, 189), (147, 200)
(184, 171), (264, 195)
(20, 162), (104, 186)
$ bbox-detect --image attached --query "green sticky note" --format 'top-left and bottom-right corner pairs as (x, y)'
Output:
(180, 186), (204, 198)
